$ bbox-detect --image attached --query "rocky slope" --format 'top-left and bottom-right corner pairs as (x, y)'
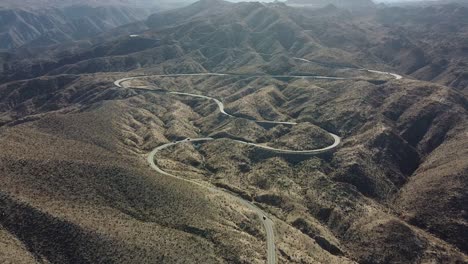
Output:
(141, 73), (468, 262)
(0, 73), (357, 264)
(1, 1), (466, 92)
(373, 4), (468, 93)
(0, 5), (151, 50)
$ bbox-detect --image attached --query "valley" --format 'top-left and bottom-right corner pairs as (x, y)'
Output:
(116, 64), (406, 263)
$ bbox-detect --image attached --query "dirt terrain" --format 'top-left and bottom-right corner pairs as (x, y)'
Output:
(0, 0), (467, 263)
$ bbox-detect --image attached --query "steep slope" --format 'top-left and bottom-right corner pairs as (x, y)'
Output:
(0, 73), (362, 263)
(119, 72), (468, 260)
(395, 117), (468, 253)
(372, 4), (468, 93)
(0, 2), (365, 81)
(1, 1), (466, 93)
(286, 78), (468, 256)
(0, 76), (269, 263)
(147, 0), (232, 28)
(0, 5), (150, 50)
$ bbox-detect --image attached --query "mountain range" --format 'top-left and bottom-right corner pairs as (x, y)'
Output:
(286, 0), (375, 9)
(2, 0), (466, 92)
(0, 5), (151, 50)
(0, 0), (467, 263)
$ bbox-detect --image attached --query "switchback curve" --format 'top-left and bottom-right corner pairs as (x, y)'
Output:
(114, 63), (403, 264)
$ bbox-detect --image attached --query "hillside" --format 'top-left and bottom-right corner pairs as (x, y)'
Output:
(1, 1), (466, 92)
(0, 5), (151, 50)
(374, 4), (468, 92)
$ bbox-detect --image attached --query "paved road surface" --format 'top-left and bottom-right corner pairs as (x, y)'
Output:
(113, 72), (347, 89)
(292, 57), (404, 80)
(365, 69), (403, 80)
(170, 92), (234, 117)
(147, 138), (277, 264)
(115, 60), (403, 264)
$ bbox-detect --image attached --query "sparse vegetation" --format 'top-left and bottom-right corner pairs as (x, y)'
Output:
(0, 0), (467, 263)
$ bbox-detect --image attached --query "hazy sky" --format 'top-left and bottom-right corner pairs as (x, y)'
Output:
(227, 0), (428, 2)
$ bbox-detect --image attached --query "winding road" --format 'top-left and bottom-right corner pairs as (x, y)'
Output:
(292, 57), (404, 80)
(147, 137), (277, 263)
(114, 61), (402, 264)
(365, 69), (403, 80)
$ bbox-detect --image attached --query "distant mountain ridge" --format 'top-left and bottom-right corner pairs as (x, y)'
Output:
(286, 0), (375, 9)
(147, 0), (232, 28)
(0, 5), (150, 50)
(1, 0), (466, 93)
(0, 0), (167, 8)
